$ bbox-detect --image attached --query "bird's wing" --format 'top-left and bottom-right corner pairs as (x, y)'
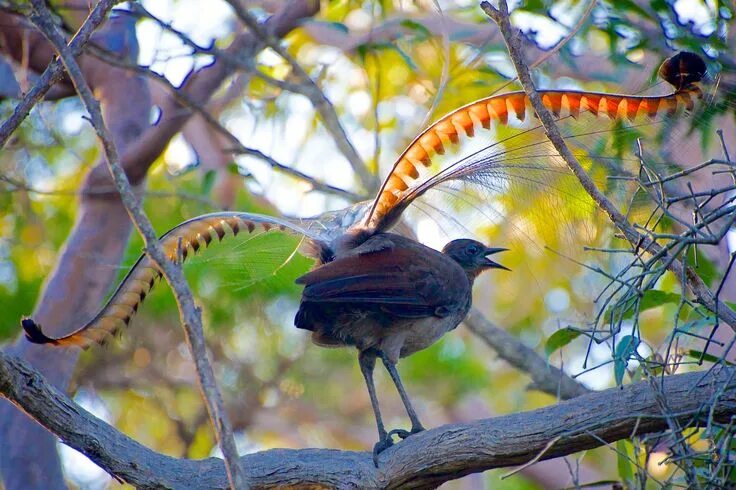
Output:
(297, 237), (467, 318)
(22, 213), (319, 348)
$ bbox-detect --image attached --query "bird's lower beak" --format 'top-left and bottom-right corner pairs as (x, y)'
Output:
(483, 247), (510, 271)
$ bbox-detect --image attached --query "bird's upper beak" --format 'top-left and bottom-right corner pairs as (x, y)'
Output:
(482, 247), (510, 271)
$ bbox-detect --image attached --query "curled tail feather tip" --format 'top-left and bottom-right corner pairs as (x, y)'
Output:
(21, 317), (58, 345)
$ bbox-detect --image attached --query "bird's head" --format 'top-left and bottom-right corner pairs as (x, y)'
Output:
(442, 239), (509, 279)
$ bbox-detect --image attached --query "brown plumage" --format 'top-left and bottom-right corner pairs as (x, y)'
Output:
(294, 233), (508, 461)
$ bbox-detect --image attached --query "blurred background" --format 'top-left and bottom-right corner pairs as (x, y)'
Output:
(1, 0), (734, 488)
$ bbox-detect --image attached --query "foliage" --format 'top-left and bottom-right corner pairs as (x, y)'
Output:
(1, 0), (735, 488)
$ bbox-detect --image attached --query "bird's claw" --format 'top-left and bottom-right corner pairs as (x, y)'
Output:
(387, 428), (411, 440)
(372, 436), (394, 466)
(373, 426), (425, 466)
(388, 425), (425, 440)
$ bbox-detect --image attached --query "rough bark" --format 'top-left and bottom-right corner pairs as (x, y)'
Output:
(1, 350), (734, 489)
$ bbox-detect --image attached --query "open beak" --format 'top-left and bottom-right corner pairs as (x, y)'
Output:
(482, 247), (510, 271)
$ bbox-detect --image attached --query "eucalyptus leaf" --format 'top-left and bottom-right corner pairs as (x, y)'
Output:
(614, 335), (639, 386)
(201, 170), (216, 195)
(545, 327), (583, 357)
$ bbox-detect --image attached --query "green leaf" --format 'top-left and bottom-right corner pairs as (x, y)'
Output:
(686, 247), (718, 287)
(545, 327), (583, 357)
(605, 290), (681, 322)
(309, 20), (349, 33)
(686, 350), (734, 366)
(616, 440), (635, 483)
(227, 162), (240, 175)
(611, 0), (655, 19)
(678, 317), (714, 334)
(638, 290), (681, 314)
(395, 46), (418, 70)
(201, 170), (216, 195)
(614, 335), (639, 386)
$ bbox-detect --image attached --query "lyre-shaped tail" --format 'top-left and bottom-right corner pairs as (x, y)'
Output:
(362, 52), (706, 233)
(22, 212), (315, 348)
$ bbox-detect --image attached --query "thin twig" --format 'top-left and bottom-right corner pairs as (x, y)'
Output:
(27, 2), (247, 488)
(501, 435), (562, 479)
(0, 0), (116, 147)
(480, 0), (736, 333)
(224, 0), (377, 192)
(82, 44), (361, 201)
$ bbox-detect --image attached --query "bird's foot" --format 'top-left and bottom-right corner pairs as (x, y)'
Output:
(372, 426), (425, 466)
(388, 424), (425, 440)
(372, 436), (394, 466)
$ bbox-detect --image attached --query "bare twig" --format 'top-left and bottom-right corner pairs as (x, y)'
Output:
(224, 0), (377, 192)
(480, 0), (736, 332)
(501, 435), (562, 479)
(83, 46), (362, 201)
(27, 2), (246, 488)
(0, 0), (115, 147)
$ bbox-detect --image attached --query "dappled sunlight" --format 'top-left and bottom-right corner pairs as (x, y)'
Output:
(1, 0), (734, 488)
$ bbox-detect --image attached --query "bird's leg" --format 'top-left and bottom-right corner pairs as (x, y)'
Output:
(358, 350), (392, 464)
(379, 351), (425, 439)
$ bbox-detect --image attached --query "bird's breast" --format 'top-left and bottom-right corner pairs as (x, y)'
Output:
(398, 306), (469, 358)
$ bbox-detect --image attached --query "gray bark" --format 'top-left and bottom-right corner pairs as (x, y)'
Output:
(1, 350), (734, 489)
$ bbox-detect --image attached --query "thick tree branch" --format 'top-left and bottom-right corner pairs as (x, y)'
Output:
(1, 350), (734, 488)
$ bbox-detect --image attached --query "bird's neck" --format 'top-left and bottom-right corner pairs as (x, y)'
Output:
(463, 268), (483, 284)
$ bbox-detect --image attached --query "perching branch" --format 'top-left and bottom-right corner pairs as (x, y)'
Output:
(1, 350), (734, 488)
(480, 0), (736, 332)
(27, 2), (245, 487)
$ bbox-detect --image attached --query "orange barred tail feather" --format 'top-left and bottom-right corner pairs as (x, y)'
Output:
(21, 212), (316, 349)
(361, 51), (705, 234)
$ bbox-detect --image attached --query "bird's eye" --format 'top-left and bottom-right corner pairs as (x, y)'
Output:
(467, 245), (480, 255)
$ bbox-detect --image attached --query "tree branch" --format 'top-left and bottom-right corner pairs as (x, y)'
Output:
(480, 0), (736, 332)
(83, 0), (321, 190)
(0, 0), (116, 146)
(27, 1), (246, 487)
(464, 308), (590, 400)
(224, 0), (378, 192)
(1, 350), (734, 488)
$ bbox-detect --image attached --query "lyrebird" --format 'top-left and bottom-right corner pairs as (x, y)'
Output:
(22, 52), (705, 461)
